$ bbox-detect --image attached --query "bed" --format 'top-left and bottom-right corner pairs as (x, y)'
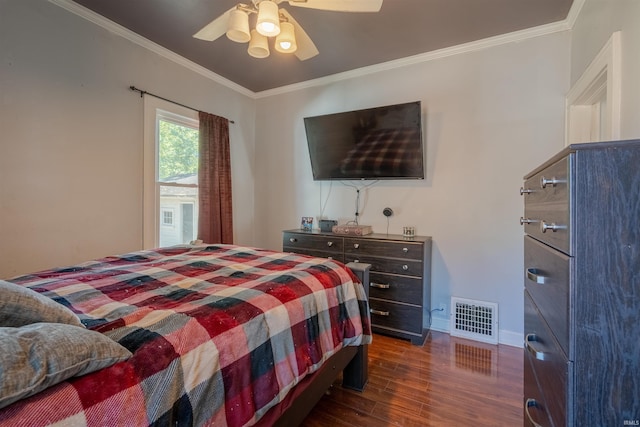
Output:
(0, 244), (372, 426)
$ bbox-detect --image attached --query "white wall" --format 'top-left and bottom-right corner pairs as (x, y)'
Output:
(570, 0), (640, 139)
(0, 1), (256, 278)
(3, 0), (635, 346)
(253, 32), (572, 344)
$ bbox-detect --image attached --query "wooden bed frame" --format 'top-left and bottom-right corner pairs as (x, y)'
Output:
(260, 262), (371, 426)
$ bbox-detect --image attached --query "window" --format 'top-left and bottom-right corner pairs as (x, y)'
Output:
(161, 209), (174, 226)
(144, 98), (199, 248)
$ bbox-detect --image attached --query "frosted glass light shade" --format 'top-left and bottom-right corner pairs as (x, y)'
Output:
(256, 1), (280, 37)
(226, 9), (251, 43)
(248, 29), (270, 58)
(275, 22), (297, 53)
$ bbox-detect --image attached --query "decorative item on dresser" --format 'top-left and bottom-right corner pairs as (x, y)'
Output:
(520, 139), (640, 426)
(283, 229), (432, 345)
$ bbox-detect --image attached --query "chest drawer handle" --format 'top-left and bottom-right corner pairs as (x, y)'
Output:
(526, 268), (545, 284)
(540, 176), (564, 188)
(370, 309), (390, 316)
(540, 221), (566, 233)
(524, 399), (544, 427)
(353, 243), (360, 249)
(370, 282), (390, 289)
(402, 247), (408, 253)
(289, 237), (297, 243)
(525, 334), (546, 361)
(402, 265), (409, 271)
(519, 217), (534, 225)
(520, 187), (533, 195)
(327, 241), (333, 247)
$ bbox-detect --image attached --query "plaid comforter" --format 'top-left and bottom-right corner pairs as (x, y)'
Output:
(0, 245), (371, 426)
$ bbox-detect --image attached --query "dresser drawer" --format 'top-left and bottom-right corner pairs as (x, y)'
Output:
(344, 238), (423, 260)
(525, 292), (568, 427)
(283, 247), (345, 263)
(522, 156), (571, 254)
(369, 299), (423, 335)
(283, 232), (343, 252)
(524, 352), (553, 427)
(368, 272), (422, 305)
(524, 236), (570, 355)
(345, 255), (422, 277)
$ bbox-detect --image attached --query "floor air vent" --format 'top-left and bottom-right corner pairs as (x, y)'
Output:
(450, 297), (498, 344)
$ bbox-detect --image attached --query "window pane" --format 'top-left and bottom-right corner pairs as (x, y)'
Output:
(158, 119), (199, 182)
(158, 117), (199, 247)
(159, 186), (198, 247)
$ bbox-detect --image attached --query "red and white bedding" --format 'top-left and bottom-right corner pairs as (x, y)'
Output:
(0, 244), (371, 426)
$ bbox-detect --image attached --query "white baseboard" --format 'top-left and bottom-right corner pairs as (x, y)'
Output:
(430, 316), (450, 333)
(429, 315), (523, 348)
(498, 329), (524, 348)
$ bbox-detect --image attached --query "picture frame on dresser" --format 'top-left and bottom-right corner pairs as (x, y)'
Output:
(283, 229), (432, 345)
(300, 217), (314, 231)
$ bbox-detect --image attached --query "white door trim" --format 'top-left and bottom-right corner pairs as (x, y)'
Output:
(566, 31), (621, 145)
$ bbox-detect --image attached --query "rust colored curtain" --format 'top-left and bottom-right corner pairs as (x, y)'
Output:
(197, 112), (233, 244)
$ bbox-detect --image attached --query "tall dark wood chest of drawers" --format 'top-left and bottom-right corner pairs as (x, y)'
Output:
(521, 140), (640, 426)
(283, 229), (432, 345)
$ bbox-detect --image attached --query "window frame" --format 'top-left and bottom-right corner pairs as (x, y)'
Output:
(161, 208), (175, 227)
(143, 97), (199, 248)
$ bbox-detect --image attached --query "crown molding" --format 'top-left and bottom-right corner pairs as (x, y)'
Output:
(256, 19), (571, 98)
(48, 0), (256, 99)
(566, 0), (587, 29)
(50, 0), (584, 100)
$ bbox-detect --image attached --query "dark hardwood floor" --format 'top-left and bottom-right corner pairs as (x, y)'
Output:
(302, 331), (523, 426)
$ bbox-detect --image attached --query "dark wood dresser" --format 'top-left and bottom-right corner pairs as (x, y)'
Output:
(521, 140), (640, 426)
(283, 229), (432, 345)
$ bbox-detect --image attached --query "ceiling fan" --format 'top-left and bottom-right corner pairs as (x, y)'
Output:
(193, 0), (383, 60)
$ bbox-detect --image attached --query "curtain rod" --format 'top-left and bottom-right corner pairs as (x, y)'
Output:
(129, 86), (235, 124)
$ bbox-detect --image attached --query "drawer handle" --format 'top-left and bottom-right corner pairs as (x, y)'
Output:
(540, 221), (566, 233)
(525, 334), (546, 361)
(402, 247), (408, 253)
(327, 241), (333, 247)
(353, 243), (360, 249)
(402, 265), (409, 271)
(520, 187), (533, 195)
(327, 256), (333, 260)
(370, 282), (390, 289)
(289, 237), (297, 243)
(524, 398), (544, 427)
(370, 309), (390, 316)
(540, 176), (564, 188)
(526, 268), (545, 284)
(520, 217), (534, 225)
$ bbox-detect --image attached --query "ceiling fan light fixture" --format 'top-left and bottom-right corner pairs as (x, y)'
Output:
(226, 8), (251, 43)
(275, 21), (297, 53)
(248, 29), (270, 58)
(256, 1), (281, 37)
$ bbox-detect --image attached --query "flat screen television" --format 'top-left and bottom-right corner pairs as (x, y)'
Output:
(304, 101), (424, 180)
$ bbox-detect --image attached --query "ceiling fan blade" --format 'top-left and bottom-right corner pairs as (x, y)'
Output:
(280, 9), (319, 61)
(192, 7), (235, 41)
(285, 0), (382, 12)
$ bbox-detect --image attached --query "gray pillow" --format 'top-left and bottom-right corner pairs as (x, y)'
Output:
(0, 323), (132, 409)
(0, 280), (83, 328)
